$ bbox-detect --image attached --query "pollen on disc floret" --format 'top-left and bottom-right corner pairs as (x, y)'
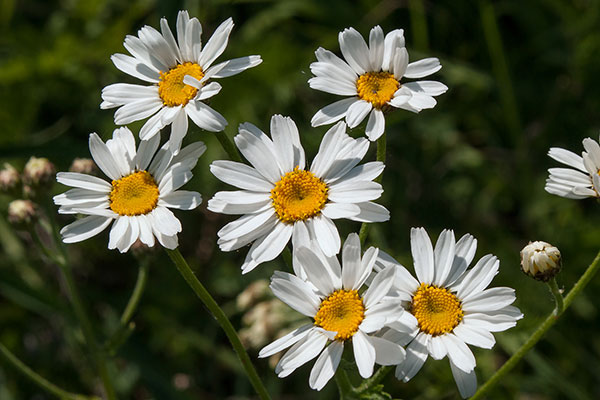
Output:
(109, 170), (160, 216)
(356, 71), (400, 109)
(314, 289), (365, 341)
(410, 283), (464, 336)
(270, 167), (329, 223)
(158, 62), (205, 107)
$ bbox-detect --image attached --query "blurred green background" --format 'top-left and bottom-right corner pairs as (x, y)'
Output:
(1, 0), (600, 398)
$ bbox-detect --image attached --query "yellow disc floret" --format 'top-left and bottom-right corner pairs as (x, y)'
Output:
(270, 167), (328, 223)
(109, 171), (159, 216)
(314, 289), (365, 341)
(410, 283), (463, 336)
(356, 71), (400, 109)
(158, 62), (205, 107)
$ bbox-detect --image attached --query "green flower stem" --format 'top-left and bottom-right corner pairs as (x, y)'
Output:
(334, 368), (354, 399)
(215, 130), (243, 163)
(358, 133), (387, 246)
(355, 365), (392, 394)
(165, 248), (271, 400)
(547, 277), (564, 315)
(32, 216), (117, 400)
(471, 249), (600, 399)
(0, 341), (99, 400)
(105, 259), (149, 354)
(408, 0), (429, 51)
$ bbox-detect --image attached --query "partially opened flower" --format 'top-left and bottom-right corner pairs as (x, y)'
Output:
(259, 233), (408, 390)
(377, 228), (522, 398)
(54, 127), (205, 252)
(309, 26), (447, 141)
(208, 114), (389, 273)
(545, 136), (600, 199)
(101, 11), (262, 153)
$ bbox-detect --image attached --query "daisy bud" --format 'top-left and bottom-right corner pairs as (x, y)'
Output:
(0, 163), (20, 192)
(69, 158), (97, 175)
(8, 199), (38, 226)
(520, 241), (562, 282)
(23, 157), (56, 187)
(236, 280), (270, 311)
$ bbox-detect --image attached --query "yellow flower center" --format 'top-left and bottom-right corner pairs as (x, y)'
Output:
(158, 62), (205, 107)
(270, 167), (328, 223)
(109, 171), (159, 216)
(356, 71), (400, 109)
(314, 289), (365, 341)
(410, 283), (463, 336)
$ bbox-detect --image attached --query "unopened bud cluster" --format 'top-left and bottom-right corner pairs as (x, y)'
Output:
(0, 163), (20, 192)
(8, 199), (38, 226)
(23, 157), (56, 187)
(520, 241), (562, 282)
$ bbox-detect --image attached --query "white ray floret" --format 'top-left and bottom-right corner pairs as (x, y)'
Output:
(545, 136), (600, 199)
(207, 114), (390, 274)
(101, 10), (262, 153)
(54, 127), (205, 252)
(259, 233), (413, 390)
(376, 227), (523, 399)
(309, 26), (447, 141)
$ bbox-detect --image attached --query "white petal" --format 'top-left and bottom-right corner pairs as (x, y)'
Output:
(411, 227), (434, 284)
(108, 216), (129, 250)
(428, 335), (447, 360)
(270, 114), (302, 172)
(159, 190), (202, 210)
(368, 26), (385, 70)
(407, 92), (437, 110)
(207, 191), (270, 215)
(117, 216), (140, 253)
(548, 147), (586, 172)
(433, 229), (456, 286)
(321, 202), (360, 219)
(168, 109), (189, 155)
(346, 100), (372, 128)
(276, 329), (329, 376)
(235, 127), (282, 183)
(311, 98), (356, 127)
(296, 246), (336, 295)
(363, 264), (394, 309)
(441, 333), (476, 373)
(150, 206), (182, 236)
(136, 214), (155, 247)
(352, 330), (376, 378)
(348, 202), (390, 223)
(371, 335), (406, 365)
(101, 83), (159, 106)
(60, 216), (112, 244)
(365, 108), (385, 141)
(270, 272), (321, 316)
(197, 17), (234, 69)
(210, 160), (272, 191)
(360, 301), (403, 333)
(56, 172), (111, 192)
(404, 57), (442, 79)
(241, 222), (293, 273)
(450, 359), (478, 399)
(185, 101), (227, 132)
(218, 209), (275, 241)
(404, 81), (448, 97)
(312, 215), (341, 257)
(110, 53), (160, 83)
(462, 287), (516, 312)
(259, 324), (313, 358)
(445, 234), (478, 286)
(114, 98), (163, 126)
(453, 324), (495, 349)
(395, 332), (429, 382)
(328, 181), (383, 203)
(206, 55), (262, 78)
(309, 341), (343, 391)
(454, 255), (499, 299)
(339, 27), (371, 75)
(382, 29), (405, 72)
(135, 134), (161, 171)
(313, 47), (357, 81)
(391, 47), (409, 79)
(88, 133), (123, 180)
(341, 232), (363, 290)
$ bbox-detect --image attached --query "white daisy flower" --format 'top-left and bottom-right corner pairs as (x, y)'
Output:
(101, 11), (262, 153)
(259, 233), (409, 390)
(376, 227), (523, 398)
(545, 136), (600, 199)
(309, 26), (448, 141)
(54, 127), (205, 252)
(207, 114), (390, 274)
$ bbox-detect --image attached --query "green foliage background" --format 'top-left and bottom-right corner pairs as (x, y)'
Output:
(1, 0), (600, 398)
